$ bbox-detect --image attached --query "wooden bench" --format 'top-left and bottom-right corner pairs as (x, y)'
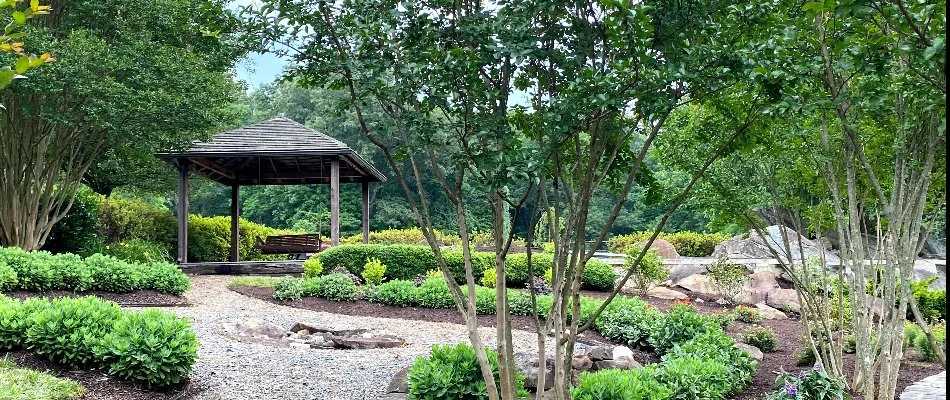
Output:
(254, 234), (323, 257)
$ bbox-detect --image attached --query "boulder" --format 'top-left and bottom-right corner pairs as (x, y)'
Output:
(647, 286), (689, 300)
(327, 335), (407, 349)
(587, 346), (614, 361)
(592, 358), (641, 371)
(571, 355), (593, 371)
(913, 260), (947, 290)
(754, 302), (788, 320)
(736, 271), (779, 305)
(635, 239), (680, 259)
(766, 289), (801, 313)
(515, 352), (555, 390)
(675, 274), (717, 295)
(387, 366), (410, 393)
(290, 322), (332, 334)
(611, 346), (635, 364)
(667, 263), (708, 283)
(734, 343), (764, 361)
(712, 225), (840, 264)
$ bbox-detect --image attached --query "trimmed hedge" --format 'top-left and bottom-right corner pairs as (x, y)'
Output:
(317, 244), (617, 291)
(608, 231), (730, 257)
(0, 247), (190, 296)
(341, 228), (461, 246)
(1, 295), (197, 387)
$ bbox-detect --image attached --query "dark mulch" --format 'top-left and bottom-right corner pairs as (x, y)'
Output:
(2, 350), (203, 400)
(231, 285), (943, 399)
(2, 290), (189, 307)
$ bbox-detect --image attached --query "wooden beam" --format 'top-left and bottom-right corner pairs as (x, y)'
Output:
(230, 184), (240, 262)
(190, 158), (236, 180)
(362, 182), (370, 244)
(330, 159), (340, 246)
(177, 160), (190, 263)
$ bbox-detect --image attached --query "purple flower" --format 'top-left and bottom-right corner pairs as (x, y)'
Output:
(799, 370), (807, 379)
(813, 363), (823, 372)
(785, 381), (798, 396)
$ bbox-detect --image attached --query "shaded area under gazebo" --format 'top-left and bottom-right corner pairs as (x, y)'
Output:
(156, 116), (385, 274)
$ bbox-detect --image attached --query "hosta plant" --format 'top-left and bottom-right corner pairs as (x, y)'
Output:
(273, 277), (303, 301)
(407, 343), (528, 400)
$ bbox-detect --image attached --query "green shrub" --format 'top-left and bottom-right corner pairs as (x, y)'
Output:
(0, 297), (48, 350)
(664, 331), (756, 395)
(765, 365), (848, 400)
(94, 309), (198, 388)
(709, 310), (734, 330)
(481, 267), (497, 288)
(572, 368), (672, 400)
(416, 278), (455, 309)
(475, 286), (497, 315)
(910, 276), (946, 321)
(94, 238), (171, 264)
(407, 343), (527, 400)
(657, 356), (732, 400)
(139, 262), (190, 296)
(608, 231), (730, 257)
(45, 186), (102, 255)
(593, 296), (660, 349)
(733, 305), (762, 324)
(273, 277), (303, 301)
(85, 254), (142, 293)
(96, 197), (177, 256)
(904, 322), (923, 349)
(649, 304), (720, 354)
(706, 257), (747, 303)
(583, 260), (618, 291)
(375, 280), (417, 307)
(625, 247), (668, 296)
(508, 291), (553, 317)
(742, 326), (777, 352)
(341, 228), (461, 246)
(26, 296), (121, 368)
(315, 274), (358, 301)
(361, 258), (386, 286)
(299, 277), (323, 297)
(7, 250), (57, 291)
(303, 256), (324, 279)
(572, 296), (605, 326)
(0, 261), (17, 292)
(505, 253), (553, 285)
(913, 323), (946, 362)
(318, 244), (438, 280)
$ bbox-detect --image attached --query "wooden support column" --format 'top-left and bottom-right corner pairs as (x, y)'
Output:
(361, 182), (370, 244)
(330, 159), (340, 246)
(230, 184), (240, 262)
(176, 160), (190, 263)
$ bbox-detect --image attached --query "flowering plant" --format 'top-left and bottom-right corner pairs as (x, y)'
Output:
(765, 364), (850, 400)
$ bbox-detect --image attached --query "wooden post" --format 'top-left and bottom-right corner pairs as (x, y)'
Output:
(230, 184), (240, 262)
(176, 160), (190, 263)
(361, 182), (370, 244)
(330, 159), (340, 246)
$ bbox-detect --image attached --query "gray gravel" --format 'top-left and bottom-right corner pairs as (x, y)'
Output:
(158, 275), (546, 400)
(900, 371), (947, 400)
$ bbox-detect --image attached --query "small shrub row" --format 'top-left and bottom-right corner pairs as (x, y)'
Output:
(317, 244), (617, 290)
(0, 247), (190, 296)
(608, 231), (731, 257)
(340, 228), (461, 246)
(0, 295), (197, 387)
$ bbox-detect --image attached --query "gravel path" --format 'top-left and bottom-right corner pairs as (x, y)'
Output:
(161, 275), (546, 400)
(900, 371), (947, 400)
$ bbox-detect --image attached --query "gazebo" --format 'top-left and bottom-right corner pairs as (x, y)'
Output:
(156, 116), (385, 273)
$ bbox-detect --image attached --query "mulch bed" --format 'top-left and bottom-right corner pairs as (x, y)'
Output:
(2, 350), (203, 400)
(231, 285), (943, 399)
(2, 290), (189, 307)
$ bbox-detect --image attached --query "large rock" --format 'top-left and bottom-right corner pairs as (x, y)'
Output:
(387, 366), (410, 393)
(515, 352), (555, 390)
(635, 239), (680, 259)
(913, 259), (947, 290)
(290, 322), (332, 334)
(734, 343), (764, 361)
(592, 359), (641, 371)
(675, 274), (717, 295)
(587, 346), (615, 361)
(754, 302), (788, 320)
(667, 263), (708, 283)
(712, 225), (840, 264)
(327, 335), (407, 349)
(736, 271), (779, 305)
(647, 286), (689, 300)
(766, 288), (801, 313)
(225, 318), (287, 339)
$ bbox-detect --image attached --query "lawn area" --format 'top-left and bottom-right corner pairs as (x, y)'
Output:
(0, 357), (85, 400)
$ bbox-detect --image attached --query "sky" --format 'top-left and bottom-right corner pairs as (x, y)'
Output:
(229, 0), (288, 90)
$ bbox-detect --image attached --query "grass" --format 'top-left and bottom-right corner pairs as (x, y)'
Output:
(228, 276), (283, 288)
(0, 357), (85, 400)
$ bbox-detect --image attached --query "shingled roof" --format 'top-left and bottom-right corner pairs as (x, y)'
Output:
(156, 116), (385, 185)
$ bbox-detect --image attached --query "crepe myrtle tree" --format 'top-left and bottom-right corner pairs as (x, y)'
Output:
(245, 0), (773, 398)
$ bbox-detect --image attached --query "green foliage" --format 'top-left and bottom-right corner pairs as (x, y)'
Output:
(318, 244), (439, 280)
(625, 247), (668, 296)
(416, 278), (455, 309)
(504, 253), (552, 286)
(733, 305), (762, 324)
(582, 260), (619, 291)
(95, 198), (177, 255)
(609, 232), (730, 257)
(0, 357), (86, 400)
(84, 254), (142, 293)
(273, 277), (303, 301)
(663, 330), (757, 395)
(4, 249), (56, 291)
(341, 228), (460, 246)
(229, 276), (281, 288)
(475, 286), (497, 315)
(912, 323), (946, 363)
(374, 280), (418, 307)
(0, 259), (17, 292)
(572, 368), (672, 400)
(0, 297), (47, 350)
(188, 215), (294, 263)
(593, 296), (660, 349)
(26, 296), (121, 368)
(94, 309), (198, 388)
(44, 187), (101, 255)
(481, 267), (497, 288)
(303, 256), (324, 279)
(656, 357), (733, 400)
(742, 326), (777, 352)
(49, 253), (94, 292)
(910, 277), (946, 321)
(361, 258), (386, 286)
(313, 274), (358, 301)
(649, 304), (720, 354)
(508, 291), (553, 317)
(765, 365), (849, 400)
(407, 343), (527, 400)
(709, 311), (734, 330)
(95, 238), (170, 264)
(140, 262), (191, 296)
(705, 257), (747, 303)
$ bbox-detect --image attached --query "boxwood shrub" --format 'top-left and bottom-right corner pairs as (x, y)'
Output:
(374, 280), (418, 307)
(95, 309), (199, 388)
(656, 356), (732, 399)
(0, 261), (16, 292)
(314, 274), (358, 301)
(416, 278), (455, 309)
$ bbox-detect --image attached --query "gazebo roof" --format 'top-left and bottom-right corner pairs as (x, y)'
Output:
(156, 116), (385, 185)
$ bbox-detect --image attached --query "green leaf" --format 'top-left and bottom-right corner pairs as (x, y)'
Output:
(14, 55), (29, 74)
(11, 11), (26, 25)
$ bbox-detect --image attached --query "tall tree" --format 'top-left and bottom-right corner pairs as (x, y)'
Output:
(0, 0), (247, 250)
